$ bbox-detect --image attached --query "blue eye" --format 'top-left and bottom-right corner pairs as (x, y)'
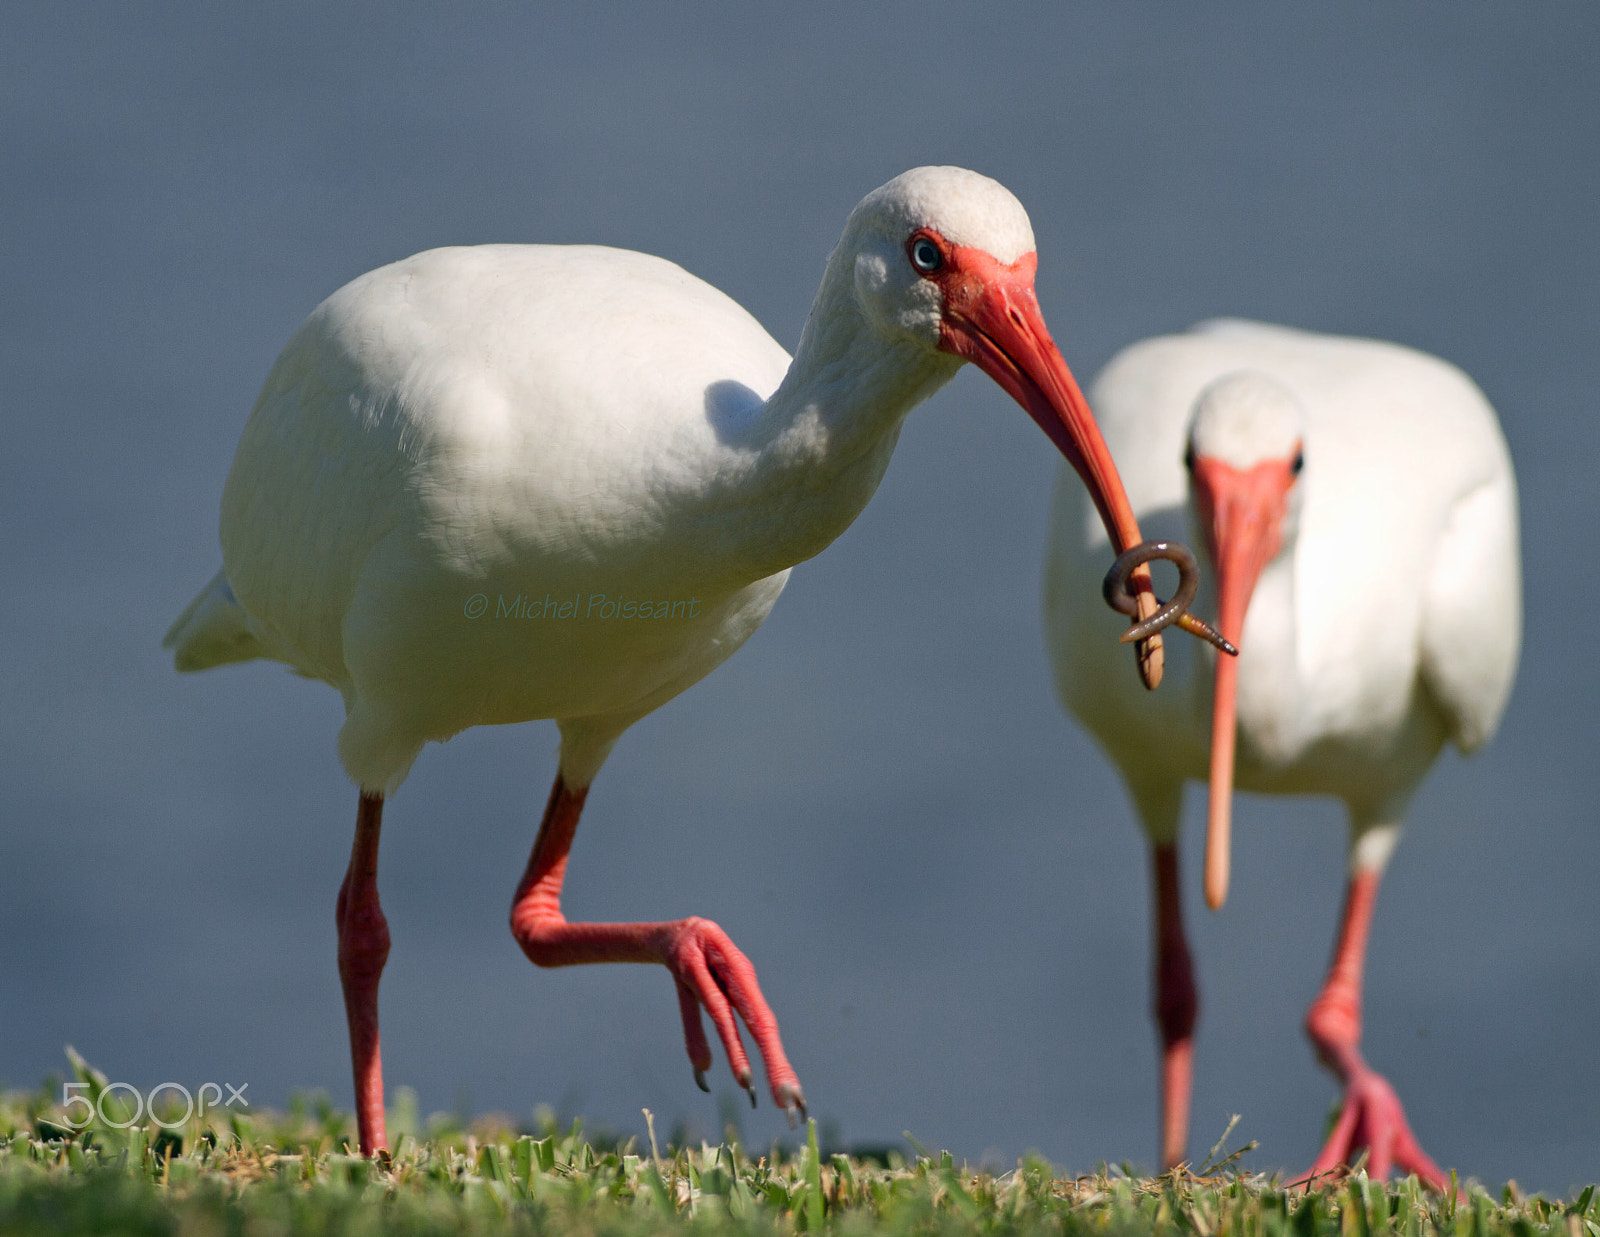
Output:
(910, 237), (942, 273)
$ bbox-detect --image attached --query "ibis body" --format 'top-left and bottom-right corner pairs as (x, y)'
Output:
(1044, 319), (1521, 1183)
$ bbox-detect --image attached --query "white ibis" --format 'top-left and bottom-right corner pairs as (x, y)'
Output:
(1044, 320), (1521, 1184)
(164, 167), (1216, 1156)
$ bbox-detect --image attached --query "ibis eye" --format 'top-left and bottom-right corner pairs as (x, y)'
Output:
(1291, 449), (1305, 476)
(910, 237), (942, 274)
(1183, 444), (1196, 473)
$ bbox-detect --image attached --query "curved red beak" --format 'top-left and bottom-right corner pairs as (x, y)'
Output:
(1190, 452), (1297, 909)
(935, 243), (1166, 684)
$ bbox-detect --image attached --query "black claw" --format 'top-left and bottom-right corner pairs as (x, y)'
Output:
(694, 1068), (710, 1093)
(746, 1084), (758, 1109)
(777, 1084), (807, 1127)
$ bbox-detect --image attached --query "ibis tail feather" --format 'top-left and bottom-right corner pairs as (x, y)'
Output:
(163, 569), (262, 671)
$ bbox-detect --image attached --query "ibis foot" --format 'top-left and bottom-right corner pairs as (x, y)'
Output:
(1303, 1067), (1448, 1190)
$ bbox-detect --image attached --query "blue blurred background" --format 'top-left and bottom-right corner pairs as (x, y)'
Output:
(4, 3), (1597, 1190)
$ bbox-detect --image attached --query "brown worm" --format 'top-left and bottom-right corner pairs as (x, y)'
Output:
(1101, 541), (1238, 654)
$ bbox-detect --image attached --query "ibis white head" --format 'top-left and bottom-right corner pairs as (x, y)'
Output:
(1184, 372), (1307, 908)
(834, 166), (1154, 613)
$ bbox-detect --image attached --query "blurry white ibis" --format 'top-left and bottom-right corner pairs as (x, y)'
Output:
(165, 167), (1219, 1156)
(1044, 320), (1521, 1185)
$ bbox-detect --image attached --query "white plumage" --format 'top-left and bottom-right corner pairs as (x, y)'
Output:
(1049, 319), (1519, 797)
(1044, 319), (1521, 1182)
(188, 243), (807, 791)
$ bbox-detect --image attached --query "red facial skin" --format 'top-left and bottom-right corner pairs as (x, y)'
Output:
(925, 238), (1143, 552)
(1188, 451), (1298, 910)
(915, 229), (1167, 686)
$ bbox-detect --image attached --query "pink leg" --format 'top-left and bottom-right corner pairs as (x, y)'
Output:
(509, 775), (806, 1115)
(1302, 869), (1447, 1189)
(1151, 843), (1198, 1170)
(336, 791), (391, 1156)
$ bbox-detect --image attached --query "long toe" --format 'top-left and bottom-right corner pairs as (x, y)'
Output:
(1303, 1096), (1361, 1188)
(676, 979), (715, 1081)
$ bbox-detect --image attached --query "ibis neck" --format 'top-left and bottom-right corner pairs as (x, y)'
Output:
(701, 273), (961, 584)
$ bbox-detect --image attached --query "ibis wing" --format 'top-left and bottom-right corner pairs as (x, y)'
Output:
(218, 320), (407, 688)
(1417, 470), (1521, 753)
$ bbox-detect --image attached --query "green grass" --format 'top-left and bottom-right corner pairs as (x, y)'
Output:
(0, 1056), (1590, 1237)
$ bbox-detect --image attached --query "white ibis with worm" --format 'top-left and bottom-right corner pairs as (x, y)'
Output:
(1044, 319), (1520, 1185)
(165, 167), (1223, 1155)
